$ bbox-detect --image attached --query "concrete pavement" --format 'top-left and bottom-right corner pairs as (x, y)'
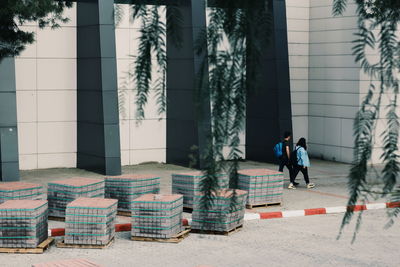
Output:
(5, 159), (398, 267)
(2, 210), (399, 267)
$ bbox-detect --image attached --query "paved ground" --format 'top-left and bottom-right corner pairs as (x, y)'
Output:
(2, 210), (399, 267)
(5, 159), (398, 266)
(22, 158), (384, 217)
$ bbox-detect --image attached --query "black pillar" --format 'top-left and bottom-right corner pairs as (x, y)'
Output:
(76, 0), (122, 175)
(166, 0), (211, 168)
(0, 58), (20, 181)
(246, 0), (293, 162)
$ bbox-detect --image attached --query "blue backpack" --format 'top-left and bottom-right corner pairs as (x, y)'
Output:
(273, 142), (283, 158)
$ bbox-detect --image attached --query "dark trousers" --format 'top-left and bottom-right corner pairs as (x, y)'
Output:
(293, 165), (310, 184)
(278, 158), (295, 183)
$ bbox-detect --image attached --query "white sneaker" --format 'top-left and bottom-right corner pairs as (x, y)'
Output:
(288, 183), (296, 189)
(307, 183), (315, 189)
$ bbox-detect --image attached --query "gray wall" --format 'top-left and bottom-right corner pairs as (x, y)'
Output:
(0, 58), (20, 181)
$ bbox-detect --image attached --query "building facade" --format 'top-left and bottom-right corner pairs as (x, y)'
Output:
(0, 0), (390, 179)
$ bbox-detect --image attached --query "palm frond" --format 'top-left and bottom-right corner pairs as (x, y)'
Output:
(129, 4), (183, 122)
(114, 4), (125, 26)
(332, 0), (348, 16)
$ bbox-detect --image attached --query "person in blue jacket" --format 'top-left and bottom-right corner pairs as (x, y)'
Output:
(291, 138), (315, 189)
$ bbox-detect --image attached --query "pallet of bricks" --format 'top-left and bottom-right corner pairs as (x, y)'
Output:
(105, 174), (160, 214)
(0, 200), (48, 249)
(238, 169), (284, 208)
(0, 182), (46, 204)
(131, 194), (187, 242)
(191, 189), (247, 234)
(61, 197), (117, 247)
(172, 172), (229, 209)
(47, 178), (105, 218)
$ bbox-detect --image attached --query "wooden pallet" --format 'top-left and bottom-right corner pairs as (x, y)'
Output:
(56, 237), (114, 249)
(191, 225), (243, 236)
(117, 210), (131, 217)
(48, 216), (65, 222)
(246, 202), (281, 209)
(131, 229), (190, 243)
(0, 237), (54, 254)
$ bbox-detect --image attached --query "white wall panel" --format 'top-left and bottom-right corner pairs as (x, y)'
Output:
(309, 80), (360, 93)
(340, 119), (354, 148)
(307, 0), (372, 163)
(310, 17), (358, 31)
(37, 59), (76, 90)
(15, 59), (37, 90)
(286, 8), (309, 20)
(116, 4), (167, 165)
(38, 153), (75, 169)
(323, 117), (341, 147)
(119, 120), (130, 151)
(341, 147), (354, 163)
(292, 117), (308, 143)
(36, 27), (76, 58)
(130, 120), (166, 150)
(17, 123), (37, 155)
(19, 155), (38, 170)
(37, 122), (76, 154)
(37, 91), (76, 122)
(323, 145), (341, 162)
(115, 28), (131, 59)
(15, 3), (77, 170)
(130, 149), (167, 165)
(16, 91), (37, 123)
(287, 0), (310, 143)
(287, 0), (310, 7)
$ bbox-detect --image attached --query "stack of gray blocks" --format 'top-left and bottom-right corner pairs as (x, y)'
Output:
(131, 194), (183, 239)
(0, 182), (46, 204)
(192, 189), (247, 232)
(0, 200), (48, 248)
(65, 197), (117, 246)
(105, 174), (160, 212)
(47, 177), (105, 218)
(238, 169), (284, 206)
(172, 172), (229, 209)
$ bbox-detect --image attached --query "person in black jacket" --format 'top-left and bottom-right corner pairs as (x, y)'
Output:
(278, 131), (297, 188)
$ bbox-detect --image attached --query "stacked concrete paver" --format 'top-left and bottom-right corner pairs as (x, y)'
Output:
(238, 169), (284, 206)
(32, 258), (102, 267)
(0, 200), (48, 248)
(105, 174), (160, 212)
(65, 197), (117, 246)
(192, 189), (247, 232)
(0, 182), (46, 203)
(47, 178), (104, 218)
(172, 172), (229, 209)
(131, 194), (183, 239)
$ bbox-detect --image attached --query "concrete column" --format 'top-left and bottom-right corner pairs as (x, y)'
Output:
(0, 58), (20, 181)
(76, 0), (122, 175)
(166, 0), (212, 168)
(246, 0), (293, 162)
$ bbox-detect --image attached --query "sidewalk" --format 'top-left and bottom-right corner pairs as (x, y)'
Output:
(18, 159), (386, 228)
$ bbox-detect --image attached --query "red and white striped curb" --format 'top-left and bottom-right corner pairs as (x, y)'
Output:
(244, 202), (400, 221)
(48, 202), (400, 237)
